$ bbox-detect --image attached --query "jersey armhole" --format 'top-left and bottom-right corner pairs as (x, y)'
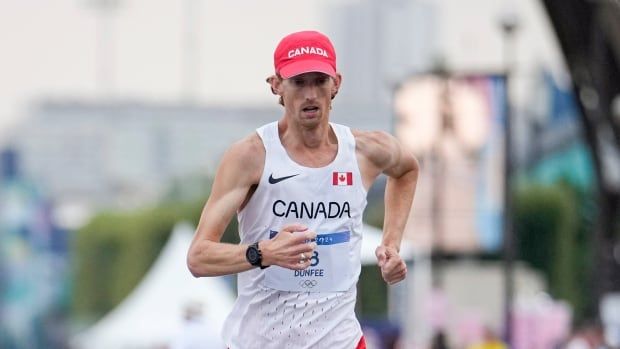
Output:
(237, 130), (268, 215)
(345, 126), (368, 197)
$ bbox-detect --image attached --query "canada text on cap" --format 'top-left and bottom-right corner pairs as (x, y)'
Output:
(273, 30), (337, 79)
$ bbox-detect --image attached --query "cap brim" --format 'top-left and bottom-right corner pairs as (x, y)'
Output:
(279, 60), (336, 79)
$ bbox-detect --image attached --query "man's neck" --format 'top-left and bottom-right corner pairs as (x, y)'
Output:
(277, 118), (338, 168)
(278, 118), (334, 150)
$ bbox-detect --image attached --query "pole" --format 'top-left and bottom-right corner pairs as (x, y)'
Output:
(501, 12), (518, 346)
(432, 69), (450, 289)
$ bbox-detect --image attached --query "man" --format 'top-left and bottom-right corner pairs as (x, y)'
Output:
(187, 30), (419, 349)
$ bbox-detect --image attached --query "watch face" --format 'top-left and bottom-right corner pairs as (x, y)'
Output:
(247, 247), (259, 263)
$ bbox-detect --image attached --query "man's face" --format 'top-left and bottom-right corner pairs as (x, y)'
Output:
(277, 72), (341, 126)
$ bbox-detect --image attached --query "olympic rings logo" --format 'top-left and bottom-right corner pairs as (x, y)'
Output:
(299, 279), (318, 288)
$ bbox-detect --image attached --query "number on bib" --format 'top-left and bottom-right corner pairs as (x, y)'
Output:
(310, 251), (319, 267)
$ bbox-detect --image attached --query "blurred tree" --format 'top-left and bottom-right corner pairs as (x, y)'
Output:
(71, 176), (240, 322)
(514, 181), (594, 321)
(358, 183), (388, 318)
(358, 265), (388, 318)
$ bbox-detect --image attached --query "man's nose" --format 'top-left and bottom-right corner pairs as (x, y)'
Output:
(303, 84), (319, 100)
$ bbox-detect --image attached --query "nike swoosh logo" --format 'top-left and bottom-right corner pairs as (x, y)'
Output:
(268, 173), (300, 184)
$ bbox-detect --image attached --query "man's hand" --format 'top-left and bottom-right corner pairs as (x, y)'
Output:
(375, 245), (407, 285)
(261, 224), (317, 270)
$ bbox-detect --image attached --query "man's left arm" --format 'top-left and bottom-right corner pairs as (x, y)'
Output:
(357, 131), (419, 285)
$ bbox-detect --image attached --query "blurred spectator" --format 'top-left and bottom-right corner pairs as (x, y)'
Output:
(430, 330), (450, 349)
(169, 302), (225, 349)
(564, 322), (606, 349)
(466, 327), (507, 349)
(361, 327), (383, 349)
(565, 335), (590, 349)
(361, 320), (402, 349)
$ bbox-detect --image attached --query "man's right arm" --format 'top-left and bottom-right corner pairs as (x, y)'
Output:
(186, 134), (263, 277)
(187, 134), (316, 277)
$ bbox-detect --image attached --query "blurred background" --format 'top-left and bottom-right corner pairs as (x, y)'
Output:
(1, 0), (619, 348)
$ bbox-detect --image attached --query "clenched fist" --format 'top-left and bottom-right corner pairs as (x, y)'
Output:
(375, 245), (407, 285)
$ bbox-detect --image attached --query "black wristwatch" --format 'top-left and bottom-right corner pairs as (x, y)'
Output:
(246, 242), (268, 269)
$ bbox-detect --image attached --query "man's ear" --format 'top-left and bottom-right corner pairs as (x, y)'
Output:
(266, 75), (282, 95)
(333, 73), (342, 92)
(332, 73), (342, 98)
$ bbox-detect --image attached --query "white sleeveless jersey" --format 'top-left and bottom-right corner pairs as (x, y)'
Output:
(222, 121), (368, 349)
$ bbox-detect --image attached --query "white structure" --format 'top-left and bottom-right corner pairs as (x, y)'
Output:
(396, 260), (549, 349)
(71, 222), (235, 349)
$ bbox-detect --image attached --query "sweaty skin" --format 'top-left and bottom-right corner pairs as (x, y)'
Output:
(187, 72), (419, 285)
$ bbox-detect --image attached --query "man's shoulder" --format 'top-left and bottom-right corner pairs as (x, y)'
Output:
(221, 132), (265, 171)
(232, 131), (264, 154)
(351, 129), (392, 141)
(351, 129), (396, 153)
(351, 129), (400, 171)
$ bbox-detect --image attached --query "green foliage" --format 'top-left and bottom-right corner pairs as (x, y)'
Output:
(357, 190), (388, 318)
(364, 199), (385, 231)
(514, 181), (594, 321)
(72, 177), (240, 321)
(357, 265), (388, 318)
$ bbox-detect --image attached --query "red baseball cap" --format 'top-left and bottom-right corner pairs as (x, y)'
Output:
(274, 30), (337, 79)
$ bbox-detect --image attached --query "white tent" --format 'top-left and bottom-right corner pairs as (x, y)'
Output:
(71, 223), (235, 349)
(71, 222), (412, 349)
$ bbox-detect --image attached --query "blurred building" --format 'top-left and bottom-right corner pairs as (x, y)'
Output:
(3, 100), (390, 222)
(5, 102), (276, 209)
(330, 0), (435, 108)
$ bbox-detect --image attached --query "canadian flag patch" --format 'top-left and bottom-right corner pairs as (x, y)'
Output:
(332, 172), (353, 186)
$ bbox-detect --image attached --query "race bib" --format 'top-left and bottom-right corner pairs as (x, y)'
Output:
(262, 229), (355, 292)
